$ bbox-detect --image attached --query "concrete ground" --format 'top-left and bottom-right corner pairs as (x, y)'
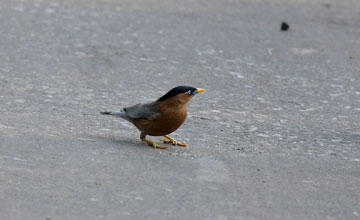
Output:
(1, 0), (360, 219)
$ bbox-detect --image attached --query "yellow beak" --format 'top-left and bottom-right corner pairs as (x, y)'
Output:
(197, 88), (206, 93)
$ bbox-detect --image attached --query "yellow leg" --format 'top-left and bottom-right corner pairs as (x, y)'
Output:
(143, 139), (168, 149)
(160, 135), (188, 147)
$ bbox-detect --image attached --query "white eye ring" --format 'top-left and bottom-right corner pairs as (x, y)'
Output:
(186, 90), (192, 94)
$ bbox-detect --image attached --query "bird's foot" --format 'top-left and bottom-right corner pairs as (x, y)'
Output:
(143, 139), (168, 149)
(160, 135), (188, 147)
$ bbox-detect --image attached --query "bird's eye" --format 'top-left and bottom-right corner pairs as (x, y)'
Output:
(186, 90), (192, 95)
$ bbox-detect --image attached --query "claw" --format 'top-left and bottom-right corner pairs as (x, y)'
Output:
(143, 139), (168, 149)
(160, 135), (188, 147)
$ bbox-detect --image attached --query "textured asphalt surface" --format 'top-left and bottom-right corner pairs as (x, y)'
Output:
(1, 0), (360, 219)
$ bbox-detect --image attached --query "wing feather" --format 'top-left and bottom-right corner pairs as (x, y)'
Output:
(123, 101), (160, 120)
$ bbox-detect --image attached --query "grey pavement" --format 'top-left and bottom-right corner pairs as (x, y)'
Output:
(1, 0), (360, 219)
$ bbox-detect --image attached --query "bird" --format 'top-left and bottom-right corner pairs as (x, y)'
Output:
(100, 86), (205, 149)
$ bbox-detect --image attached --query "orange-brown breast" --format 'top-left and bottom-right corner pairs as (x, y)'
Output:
(132, 93), (192, 136)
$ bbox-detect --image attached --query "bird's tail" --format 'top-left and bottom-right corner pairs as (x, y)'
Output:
(100, 111), (126, 118)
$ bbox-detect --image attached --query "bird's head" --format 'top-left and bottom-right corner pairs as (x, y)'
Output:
(157, 86), (205, 104)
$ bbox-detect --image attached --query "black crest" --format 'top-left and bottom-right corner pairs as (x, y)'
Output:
(157, 86), (197, 101)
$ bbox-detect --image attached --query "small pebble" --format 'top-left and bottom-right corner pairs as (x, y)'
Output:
(281, 22), (290, 31)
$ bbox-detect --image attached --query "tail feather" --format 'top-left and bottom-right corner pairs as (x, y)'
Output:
(100, 111), (127, 119)
(100, 111), (112, 115)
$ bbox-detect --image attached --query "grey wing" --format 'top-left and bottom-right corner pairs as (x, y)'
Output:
(123, 101), (160, 120)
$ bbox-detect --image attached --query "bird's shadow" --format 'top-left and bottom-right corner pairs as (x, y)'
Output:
(87, 133), (150, 149)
